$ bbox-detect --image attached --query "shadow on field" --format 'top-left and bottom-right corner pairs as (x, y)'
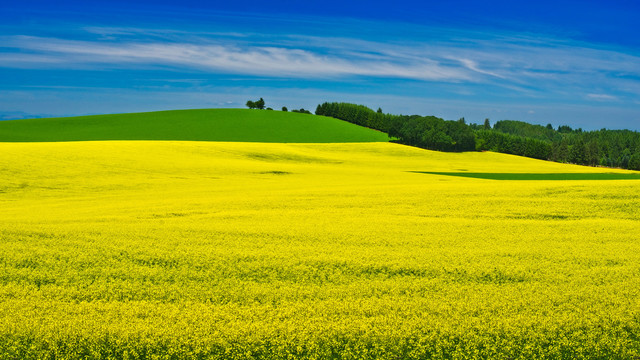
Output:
(410, 172), (640, 180)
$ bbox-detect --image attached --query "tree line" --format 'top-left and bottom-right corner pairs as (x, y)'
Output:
(473, 120), (640, 170)
(314, 102), (640, 170)
(315, 102), (475, 152)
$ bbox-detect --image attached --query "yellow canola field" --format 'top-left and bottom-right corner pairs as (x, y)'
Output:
(1, 141), (640, 359)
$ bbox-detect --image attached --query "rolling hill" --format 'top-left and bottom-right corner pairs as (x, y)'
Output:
(0, 109), (390, 143)
(3, 107), (640, 358)
(2, 140), (640, 358)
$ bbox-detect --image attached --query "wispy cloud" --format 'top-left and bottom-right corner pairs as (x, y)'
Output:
(0, 36), (473, 81)
(586, 93), (619, 101)
(2, 29), (639, 102)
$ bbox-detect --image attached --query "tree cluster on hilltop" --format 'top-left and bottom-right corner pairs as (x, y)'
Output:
(246, 98), (265, 110)
(247, 99), (310, 114)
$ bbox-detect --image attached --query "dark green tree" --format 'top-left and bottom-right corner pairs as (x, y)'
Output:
(282, 106), (288, 112)
(585, 140), (600, 166)
(569, 139), (586, 165)
(550, 140), (569, 162)
(558, 125), (573, 133)
(629, 152), (640, 170)
(620, 148), (632, 169)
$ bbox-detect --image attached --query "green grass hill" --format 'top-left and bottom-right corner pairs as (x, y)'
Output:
(0, 109), (390, 143)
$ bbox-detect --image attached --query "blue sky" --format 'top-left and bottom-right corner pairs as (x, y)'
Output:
(1, 0), (639, 129)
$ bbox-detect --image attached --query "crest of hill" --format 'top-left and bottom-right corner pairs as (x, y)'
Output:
(0, 109), (390, 143)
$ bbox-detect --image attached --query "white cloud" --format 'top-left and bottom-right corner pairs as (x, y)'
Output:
(0, 36), (472, 81)
(1, 28), (639, 101)
(586, 93), (618, 101)
(452, 58), (505, 79)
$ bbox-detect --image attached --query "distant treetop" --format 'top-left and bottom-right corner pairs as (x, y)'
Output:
(246, 98), (266, 110)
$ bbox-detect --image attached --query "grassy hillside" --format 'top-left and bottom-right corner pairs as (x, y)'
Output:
(2, 141), (640, 359)
(0, 109), (390, 143)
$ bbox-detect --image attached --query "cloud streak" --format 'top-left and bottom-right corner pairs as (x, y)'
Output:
(0, 36), (474, 81)
(586, 93), (618, 101)
(2, 29), (639, 103)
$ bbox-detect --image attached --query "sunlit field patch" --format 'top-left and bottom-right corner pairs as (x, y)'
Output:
(1, 141), (640, 359)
